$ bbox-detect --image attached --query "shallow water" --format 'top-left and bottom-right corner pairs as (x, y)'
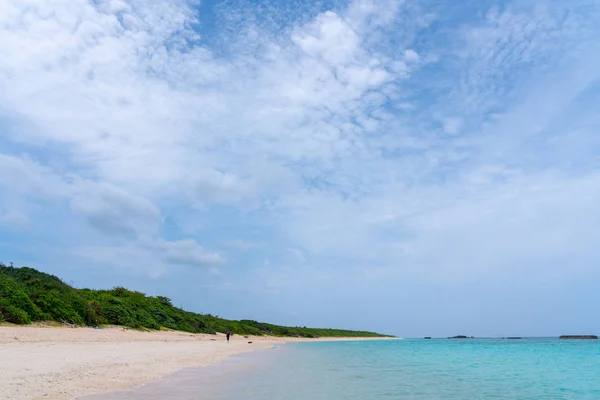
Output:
(85, 338), (600, 399)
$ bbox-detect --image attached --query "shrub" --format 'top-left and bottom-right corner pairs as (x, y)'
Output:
(112, 287), (130, 297)
(0, 266), (392, 337)
(0, 300), (31, 324)
(156, 296), (172, 307)
(0, 274), (43, 321)
(85, 300), (104, 325)
(133, 308), (160, 330)
(33, 290), (84, 324)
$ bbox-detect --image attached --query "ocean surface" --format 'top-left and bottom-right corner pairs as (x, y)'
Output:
(85, 338), (600, 399)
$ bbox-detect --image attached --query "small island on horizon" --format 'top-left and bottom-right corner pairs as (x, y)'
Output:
(0, 264), (393, 338)
(559, 335), (598, 340)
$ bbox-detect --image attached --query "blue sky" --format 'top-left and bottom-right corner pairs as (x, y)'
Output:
(1, 0), (600, 337)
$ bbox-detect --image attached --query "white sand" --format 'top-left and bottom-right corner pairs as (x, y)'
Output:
(0, 325), (283, 400)
(0, 325), (389, 399)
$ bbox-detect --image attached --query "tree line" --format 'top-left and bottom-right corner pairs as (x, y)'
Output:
(0, 264), (391, 338)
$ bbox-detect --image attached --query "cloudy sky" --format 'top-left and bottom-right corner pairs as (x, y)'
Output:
(1, 0), (599, 337)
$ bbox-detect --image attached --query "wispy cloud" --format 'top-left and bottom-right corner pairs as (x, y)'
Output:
(1, 0), (599, 334)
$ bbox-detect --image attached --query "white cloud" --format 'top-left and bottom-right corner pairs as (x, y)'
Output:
(139, 237), (224, 267)
(0, 153), (163, 236)
(74, 236), (224, 278)
(397, 171), (600, 282)
(1, 0), (599, 296)
(191, 170), (256, 205)
(70, 182), (161, 236)
(442, 117), (462, 134)
(345, 0), (403, 32)
(292, 11), (360, 66)
(0, 209), (29, 227)
(403, 49), (420, 63)
(0, 154), (72, 198)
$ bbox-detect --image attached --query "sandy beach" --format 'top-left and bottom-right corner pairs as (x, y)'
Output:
(0, 324), (387, 400)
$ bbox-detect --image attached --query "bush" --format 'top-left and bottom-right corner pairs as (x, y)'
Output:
(157, 296), (172, 307)
(0, 275), (43, 321)
(85, 300), (103, 325)
(33, 290), (84, 325)
(133, 309), (160, 330)
(0, 266), (392, 337)
(0, 301), (31, 324)
(7, 306), (30, 324)
(103, 302), (139, 328)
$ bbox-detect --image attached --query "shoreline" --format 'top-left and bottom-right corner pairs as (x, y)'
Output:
(0, 325), (394, 400)
(77, 342), (283, 400)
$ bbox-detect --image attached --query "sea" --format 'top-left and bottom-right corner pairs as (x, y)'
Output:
(83, 338), (600, 399)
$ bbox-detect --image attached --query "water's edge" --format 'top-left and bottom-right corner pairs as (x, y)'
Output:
(75, 344), (283, 400)
(78, 338), (600, 400)
(75, 338), (395, 400)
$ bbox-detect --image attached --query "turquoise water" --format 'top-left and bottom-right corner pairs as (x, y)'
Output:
(86, 338), (600, 399)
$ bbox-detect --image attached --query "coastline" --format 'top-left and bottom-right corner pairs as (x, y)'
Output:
(0, 324), (393, 400)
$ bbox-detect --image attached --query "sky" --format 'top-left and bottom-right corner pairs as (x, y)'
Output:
(1, 0), (599, 338)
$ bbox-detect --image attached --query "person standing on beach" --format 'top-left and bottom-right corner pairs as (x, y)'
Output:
(226, 331), (231, 342)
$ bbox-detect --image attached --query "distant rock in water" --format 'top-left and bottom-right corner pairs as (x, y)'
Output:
(447, 335), (473, 339)
(424, 337), (432, 339)
(559, 335), (598, 340)
(502, 337), (523, 340)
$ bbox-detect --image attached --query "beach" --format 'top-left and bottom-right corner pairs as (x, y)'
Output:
(0, 325), (279, 399)
(0, 325), (387, 400)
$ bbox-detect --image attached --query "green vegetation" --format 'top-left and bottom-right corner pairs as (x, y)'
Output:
(0, 264), (392, 338)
